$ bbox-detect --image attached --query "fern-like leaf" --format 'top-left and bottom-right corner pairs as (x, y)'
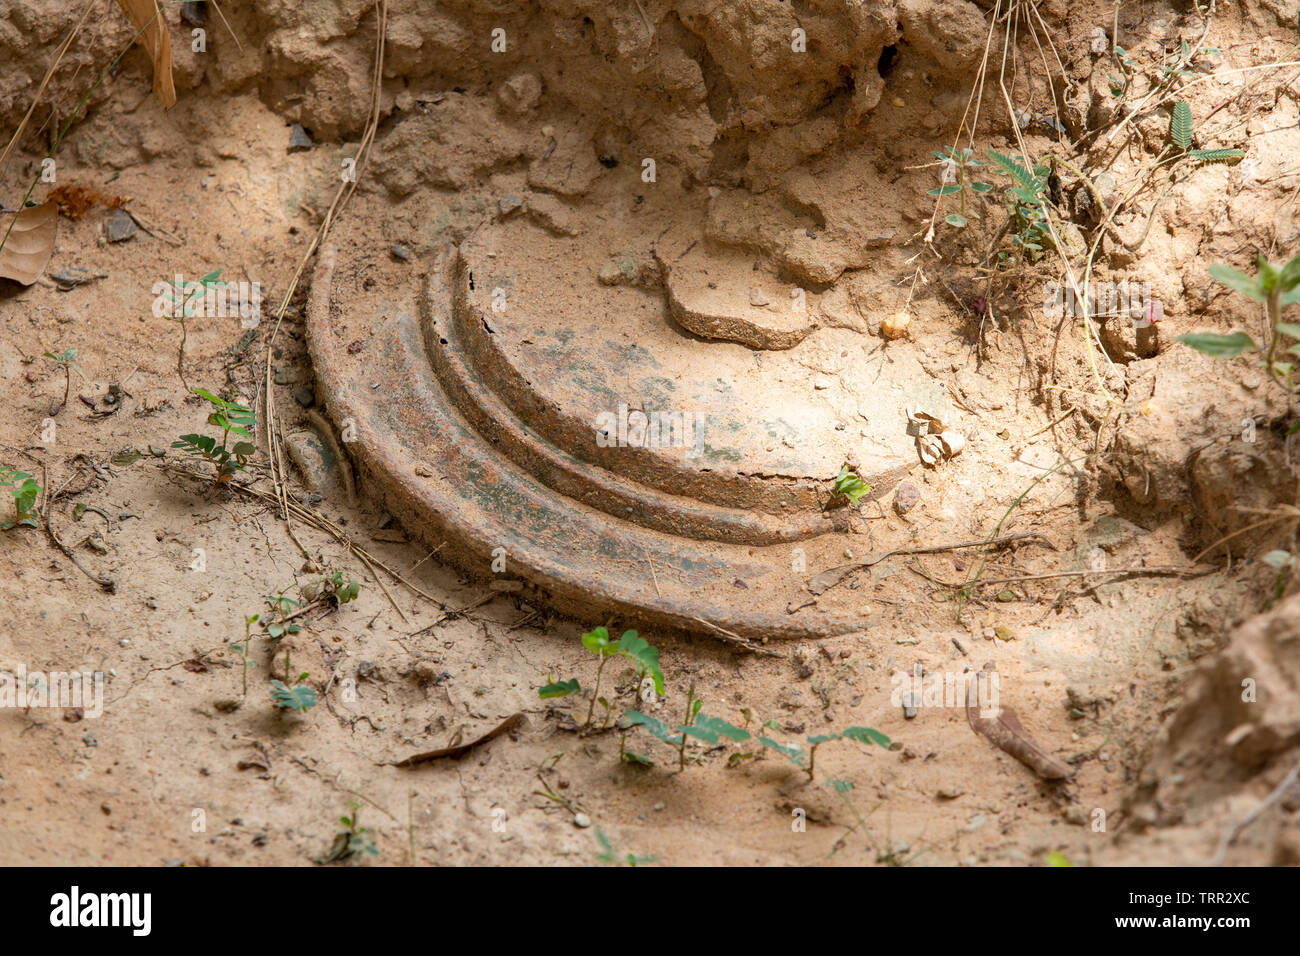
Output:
(986, 149), (1039, 193)
(1189, 148), (1244, 165)
(1171, 101), (1193, 150)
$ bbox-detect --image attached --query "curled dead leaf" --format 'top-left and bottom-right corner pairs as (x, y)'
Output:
(907, 408), (946, 433)
(938, 430), (965, 458)
(918, 433), (943, 466)
(0, 201), (57, 285)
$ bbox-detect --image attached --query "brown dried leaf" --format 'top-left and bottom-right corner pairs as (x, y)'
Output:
(0, 201), (57, 285)
(393, 712), (527, 766)
(113, 0), (177, 109)
(966, 668), (1073, 780)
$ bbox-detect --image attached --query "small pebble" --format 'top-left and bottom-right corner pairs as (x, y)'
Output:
(573, 812), (591, 828)
(103, 209), (136, 243)
(894, 481), (920, 515)
(288, 123), (313, 152)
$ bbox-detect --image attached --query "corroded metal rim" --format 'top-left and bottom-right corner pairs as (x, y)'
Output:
(306, 244), (871, 640)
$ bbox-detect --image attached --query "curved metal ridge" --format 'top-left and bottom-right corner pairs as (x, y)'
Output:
(306, 245), (866, 640)
(422, 246), (839, 546)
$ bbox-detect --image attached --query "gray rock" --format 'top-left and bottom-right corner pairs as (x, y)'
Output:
(390, 243), (411, 262)
(288, 124), (313, 152)
(50, 267), (104, 290)
(104, 209), (136, 243)
(902, 692), (919, 719)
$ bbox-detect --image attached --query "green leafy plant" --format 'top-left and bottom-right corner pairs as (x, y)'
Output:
(271, 643), (317, 713)
(312, 569), (360, 605)
(833, 465), (870, 506)
(263, 586), (304, 638)
(271, 676), (317, 713)
(987, 149), (1054, 259)
(626, 693), (890, 778)
(0, 469), (40, 529)
(1177, 255), (1300, 392)
(929, 146), (993, 228)
(159, 269), (224, 390)
(538, 626), (665, 732)
(42, 347), (82, 410)
(1107, 44), (1137, 101)
(1169, 99), (1244, 165)
(595, 829), (656, 866)
(320, 800), (379, 863)
(172, 388), (256, 483)
(539, 677), (580, 699)
(580, 626), (623, 728)
(803, 727), (891, 781)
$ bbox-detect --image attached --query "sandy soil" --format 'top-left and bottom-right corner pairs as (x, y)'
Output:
(2, 0), (1299, 866)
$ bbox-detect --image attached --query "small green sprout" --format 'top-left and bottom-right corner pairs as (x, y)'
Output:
(160, 269), (224, 390)
(595, 829), (656, 866)
(1178, 254), (1300, 394)
(42, 347), (83, 410)
(319, 800), (379, 863)
(172, 388), (256, 483)
(540, 625), (665, 732)
(833, 465), (870, 506)
(929, 146), (992, 227)
(0, 469), (41, 529)
(270, 677), (317, 713)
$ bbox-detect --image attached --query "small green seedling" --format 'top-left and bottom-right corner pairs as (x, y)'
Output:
(539, 677), (581, 699)
(42, 347), (83, 410)
(581, 626), (622, 728)
(626, 685), (751, 772)
(539, 626), (665, 732)
(319, 800), (379, 863)
(270, 670), (317, 713)
(1177, 254), (1300, 391)
(173, 388), (256, 483)
(159, 270), (224, 390)
(987, 149), (1053, 258)
(0, 469), (41, 529)
(803, 727), (892, 781)
(833, 465), (870, 506)
(929, 146), (992, 228)
(595, 829), (656, 867)
(303, 570), (361, 606)
(271, 679), (317, 713)
(323, 569), (360, 604)
(1169, 99), (1245, 165)
(231, 613), (259, 698)
(1107, 44), (1137, 100)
